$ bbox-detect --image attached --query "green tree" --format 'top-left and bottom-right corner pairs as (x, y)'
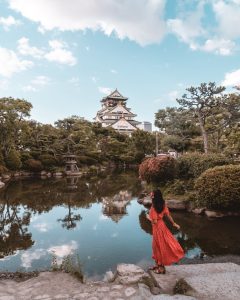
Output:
(0, 97), (32, 158)
(5, 149), (22, 170)
(177, 82), (226, 153)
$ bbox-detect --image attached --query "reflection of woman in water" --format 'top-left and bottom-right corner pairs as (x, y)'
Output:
(147, 189), (184, 274)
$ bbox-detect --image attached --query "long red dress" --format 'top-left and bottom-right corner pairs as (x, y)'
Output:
(149, 205), (184, 266)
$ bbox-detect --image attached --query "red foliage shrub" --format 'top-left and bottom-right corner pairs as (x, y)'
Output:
(139, 156), (176, 183)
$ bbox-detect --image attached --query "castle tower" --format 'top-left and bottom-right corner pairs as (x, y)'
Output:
(94, 89), (141, 135)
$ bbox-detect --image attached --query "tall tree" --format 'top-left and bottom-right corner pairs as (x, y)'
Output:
(177, 82), (225, 153)
(0, 97), (32, 157)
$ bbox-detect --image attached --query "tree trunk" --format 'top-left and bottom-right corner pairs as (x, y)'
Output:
(197, 111), (208, 153)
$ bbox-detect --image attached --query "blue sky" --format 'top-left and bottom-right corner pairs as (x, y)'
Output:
(0, 0), (240, 125)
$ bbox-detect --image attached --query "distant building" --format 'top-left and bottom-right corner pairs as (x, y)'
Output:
(94, 89), (151, 135)
(137, 121), (152, 132)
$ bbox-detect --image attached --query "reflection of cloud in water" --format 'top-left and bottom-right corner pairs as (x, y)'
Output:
(93, 224), (98, 231)
(33, 222), (52, 232)
(99, 214), (109, 221)
(30, 215), (40, 223)
(21, 249), (46, 269)
(111, 232), (118, 238)
(185, 247), (202, 259)
(48, 241), (78, 264)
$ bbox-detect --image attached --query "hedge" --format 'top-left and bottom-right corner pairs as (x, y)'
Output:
(177, 153), (231, 179)
(194, 164), (240, 210)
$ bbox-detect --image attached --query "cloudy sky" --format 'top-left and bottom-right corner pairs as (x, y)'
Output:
(0, 0), (240, 124)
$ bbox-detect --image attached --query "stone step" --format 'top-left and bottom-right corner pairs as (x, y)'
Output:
(166, 262), (240, 277)
(151, 263), (240, 300)
(183, 271), (240, 300)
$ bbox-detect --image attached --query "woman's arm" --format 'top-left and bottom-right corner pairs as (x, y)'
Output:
(166, 214), (181, 230)
(146, 213), (157, 224)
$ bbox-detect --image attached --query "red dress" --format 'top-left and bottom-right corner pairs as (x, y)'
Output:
(149, 205), (184, 266)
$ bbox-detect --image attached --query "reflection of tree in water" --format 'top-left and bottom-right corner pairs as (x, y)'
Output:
(0, 171), (142, 257)
(102, 190), (132, 223)
(138, 209), (197, 253)
(0, 201), (34, 258)
(58, 177), (82, 230)
(172, 212), (240, 255)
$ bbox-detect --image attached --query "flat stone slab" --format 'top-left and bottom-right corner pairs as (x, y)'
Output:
(151, 263), (240, 300)
(184, 271), (240, 300)
(166, 262), (240, 277)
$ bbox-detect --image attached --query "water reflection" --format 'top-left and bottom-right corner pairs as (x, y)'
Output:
(0, 202), (34, 259)
(102, 190), (132, 223)
(0, 171), (239, 275)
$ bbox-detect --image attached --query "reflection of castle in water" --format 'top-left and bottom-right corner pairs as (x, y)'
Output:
(102, 190), (132, 223)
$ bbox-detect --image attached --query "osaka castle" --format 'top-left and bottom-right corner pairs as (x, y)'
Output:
(94, 89), (151, 135)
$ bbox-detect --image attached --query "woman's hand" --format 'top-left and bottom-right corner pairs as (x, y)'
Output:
(173, 222), (180, 230)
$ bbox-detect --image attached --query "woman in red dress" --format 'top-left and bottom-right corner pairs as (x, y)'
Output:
(147, 189), (184, 274)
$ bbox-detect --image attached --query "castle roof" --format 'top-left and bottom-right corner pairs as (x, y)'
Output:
(101, 89), (128, 102)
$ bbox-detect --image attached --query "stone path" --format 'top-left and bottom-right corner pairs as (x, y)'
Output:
(151, 262), (240, 300)
(0, 271), (195, 300)
(0, 263), (239, 299)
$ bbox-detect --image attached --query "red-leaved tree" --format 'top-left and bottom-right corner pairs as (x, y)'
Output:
(139, 156), (176, 183)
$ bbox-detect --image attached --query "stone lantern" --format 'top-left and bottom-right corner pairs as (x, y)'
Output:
(63, 154), (81, 176)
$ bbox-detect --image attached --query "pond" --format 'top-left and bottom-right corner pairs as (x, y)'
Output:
(0, 171), (240, 279)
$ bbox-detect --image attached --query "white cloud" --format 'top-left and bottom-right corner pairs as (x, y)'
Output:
(32, 75), (50, 86)
(167, 1), (205, 48)
(213, 0), (240, 39)
(0, 47), (33, 77)
(32, 222), (51, 232)
(22, 85), (37, 92)
(45, 39), (77, 66)
(111, 69), (118, 74)
(17, 37), (44, 58)
(201, 38), (235, 56)
(222, 69), (240, 87)
(0, 15), (21, 30)
(22, 75), (50, 92)
(21, 249), (46, 269)
(8, 0), (166, 46)
(48, 241), (78, 264)
(98, 86), (112, 95)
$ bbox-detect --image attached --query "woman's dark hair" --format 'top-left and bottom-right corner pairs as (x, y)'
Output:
(152, 189), (165, 213)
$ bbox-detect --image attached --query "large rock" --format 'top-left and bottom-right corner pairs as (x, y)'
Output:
(2, 174), (11, 181)
(205, 209), (240, 218)
(115, 264), (148, 285)
(205, 210), (226, 218)
(183, 271), (240, 299)
(0, 181), (5, 189)
(166, 199), (188, 210)
(151, 263), (240, 300)
(191, 208), (205, 215)
(53, 172), (63, 177)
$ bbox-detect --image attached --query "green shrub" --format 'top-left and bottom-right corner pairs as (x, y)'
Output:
(139, 156), (176, 183)
(24, 159), (43, 172)
(5, 150), (22, 170)
(177, 153), (231, 179)
(39, 154), (57, 169)
(78, 155), (98, 166)
(194, 164), (240, 210)
(164, 179), (186, 195)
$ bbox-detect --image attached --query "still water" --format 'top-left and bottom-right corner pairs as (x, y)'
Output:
(0, 171), (240, 278)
